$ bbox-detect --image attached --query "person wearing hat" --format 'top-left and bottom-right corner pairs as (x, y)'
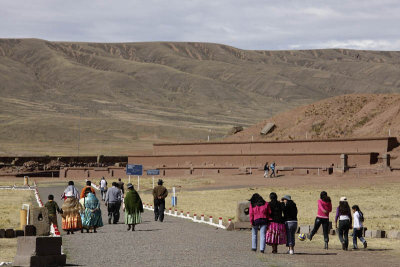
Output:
(124, 183), (143, 231)
(152, 179), (168, 222)
(308, 191), (332, 249)
(335, 197), (352, 250)
(282, 195), (298, 255)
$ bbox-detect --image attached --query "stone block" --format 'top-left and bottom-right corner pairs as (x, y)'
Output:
(387, 231), (400, 239)
(370, 230), (385, 238)
(29, 207), (50, 236)
(233, 221), (251, 229)
(13, 236), (65, 267)
(0, 228), (5, 238)
(299, 225), (311, 234)
(364, 230), (372, 238)
(13, 254), (66, 267)
(5, 228), (15, 238)
(15, 230), (24, 237)
(236, 201), (250, 222)
(24, 225), (36, 236)
(226, 223), (234, 231)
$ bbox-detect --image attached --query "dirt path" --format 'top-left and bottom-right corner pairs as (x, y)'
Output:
(38, 185), (266, 267)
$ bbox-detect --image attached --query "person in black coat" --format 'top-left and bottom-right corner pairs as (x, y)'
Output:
(281, 195), (298, 254)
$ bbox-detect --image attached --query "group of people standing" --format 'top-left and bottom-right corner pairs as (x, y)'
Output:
(249, 191), (368, 254)
(249, 192), (297, 254)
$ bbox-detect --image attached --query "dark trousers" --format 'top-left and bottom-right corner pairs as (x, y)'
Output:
(310, 217), (330, 242)
(154, 199), (165, 222)
(107, 202), (121, 223)
(338, 219), (350, 248)
(285, 221), (298, 247)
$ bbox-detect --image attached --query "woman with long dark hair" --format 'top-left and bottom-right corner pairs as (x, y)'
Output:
(352, 205), (367, 249)
(249, 193), (270, 253)
(335, 197), (352, 250)
(308, 191), (332, 249)
(282, 195), (298, 255)
(265, 192), (286, 253)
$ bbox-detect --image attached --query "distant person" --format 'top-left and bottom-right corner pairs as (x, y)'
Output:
(105, 182), (122, 224)
(153, 179), (168, 222)
(335, 197), (352, 251)
(352, 205), (367, 249)
(308, 191), (332, 249)
(266, 192), (286, 254)
(80, 180), (96, 199)
(61, 191), (83, 234)
(81, 191), (103, 233)
(99, 177), (108, 201)
(270, 162), (276, 178)
(282, 195), (298, 255)
(117, 178), (125, 195)
(45, 194), (62, 228)
(263, 162), (269, 178)
(61, 181), (79, 200)
(249, 193), (271, 253)
(124, 183), (144, 231)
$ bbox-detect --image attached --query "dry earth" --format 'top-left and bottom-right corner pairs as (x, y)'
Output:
(2, 39), (400, 155)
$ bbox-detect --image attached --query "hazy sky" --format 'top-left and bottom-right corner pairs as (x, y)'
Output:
(1, 0), (399, 50)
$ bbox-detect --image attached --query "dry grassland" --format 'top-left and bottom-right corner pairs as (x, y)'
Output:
(139, 182), (400, 231)
(0, 189), (36, 262)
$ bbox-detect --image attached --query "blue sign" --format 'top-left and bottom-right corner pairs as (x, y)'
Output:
(126, 164), (143, 175)
(146, 169), (160, 175)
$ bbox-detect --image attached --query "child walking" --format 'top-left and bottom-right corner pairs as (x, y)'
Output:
(352, 205), (367, 249)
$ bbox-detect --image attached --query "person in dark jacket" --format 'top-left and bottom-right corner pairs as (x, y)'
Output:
(335, 197), (352, 250)
(281, 195), (298, 255)
(263, 162), (269, 178)
(265, 192), (286, 254)
(152, 179), (168, 222)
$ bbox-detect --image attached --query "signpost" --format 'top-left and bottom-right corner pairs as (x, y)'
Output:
(146, 169), (160, 189)
(126, 164), (143, 190)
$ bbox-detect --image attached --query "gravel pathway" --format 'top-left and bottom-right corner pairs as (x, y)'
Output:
(38, 186), (266, 267)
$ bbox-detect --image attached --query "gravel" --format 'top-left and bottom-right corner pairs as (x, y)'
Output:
(38, 185), (265, 267)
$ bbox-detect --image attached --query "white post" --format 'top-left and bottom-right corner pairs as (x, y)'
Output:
(193, 214), (197, 221)
(318, 168), (320, 176)
(219, 217), (223, 226)
(152, 176), (155, 189)
(201, 214), (204, 222)
(137, 176), (140, 191)
(209, 216), (213, 224)
(186, 212), (190, 218)
(251, 135), (254, 141)
(169, 208), (172, 215)
(173, 187), (176, 198)
(207, 135), (210, 142)
(128, 175), (131, 183)
(389, 129), (391, 136)
(174, 209), (178, 216)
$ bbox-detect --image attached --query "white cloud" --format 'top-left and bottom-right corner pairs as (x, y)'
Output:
(0, 0), (399, 50)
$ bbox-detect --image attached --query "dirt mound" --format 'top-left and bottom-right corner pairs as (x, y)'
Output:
(226, 94), (400, 141)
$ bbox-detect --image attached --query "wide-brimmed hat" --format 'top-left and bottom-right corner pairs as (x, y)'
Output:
(127, 183), (133, 189)
(281, 195), (291, 201)
(158, 179), (164, 185)
(340, 196), (347, 202)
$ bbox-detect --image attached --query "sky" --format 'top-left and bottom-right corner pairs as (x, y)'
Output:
(0, 0), (399, 50)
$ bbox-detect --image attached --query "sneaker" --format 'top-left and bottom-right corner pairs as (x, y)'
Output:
(307, 234), (312, 241)
(363, 242), (367, 249)
(289, 250), (294, 255)
(260, 250), (264, 254)
(342, 243), (346, 250)
(108, 218), (111, 224)
(251, 248), (257, 252)
(353, 246), (359, 250)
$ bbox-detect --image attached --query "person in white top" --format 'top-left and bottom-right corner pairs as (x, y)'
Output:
(99, 177), (108, 201)
(352, 205), (367, 249)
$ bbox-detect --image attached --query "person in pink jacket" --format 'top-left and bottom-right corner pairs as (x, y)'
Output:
(249, 193), (271, 253)
(308, 191), (332, 249)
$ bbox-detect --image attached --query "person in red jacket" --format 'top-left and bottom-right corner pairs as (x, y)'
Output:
(249, 193), (271, 253)
(308, 191), (332, 249)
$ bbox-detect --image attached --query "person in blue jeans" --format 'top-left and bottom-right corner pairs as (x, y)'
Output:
(270, 162), (276, 177)
(282, 195), (298, 254)
(352, 205), (367, 249)
(249, 193), (271, 253)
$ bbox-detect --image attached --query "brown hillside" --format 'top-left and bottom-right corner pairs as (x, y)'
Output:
(1, 39), (400, 155)
(225, 94), (400, 141)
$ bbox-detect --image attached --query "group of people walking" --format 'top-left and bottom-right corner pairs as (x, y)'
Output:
(249, 191), (367, 254)
(45, 178), (169, 234)
(263, 162), (276, 178)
